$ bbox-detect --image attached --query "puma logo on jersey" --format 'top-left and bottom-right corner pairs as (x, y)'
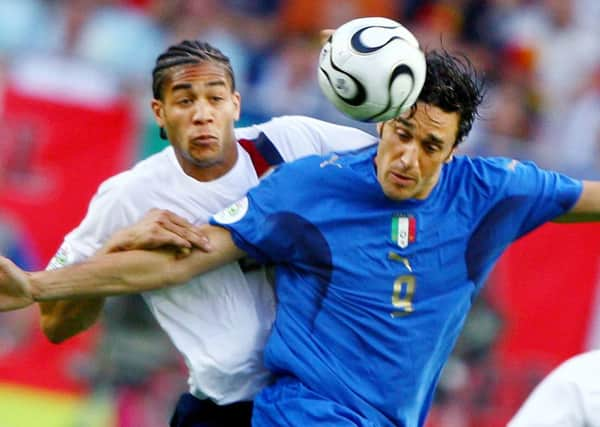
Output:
(507, 159), (519, 172)
(320, 154), (342, 168)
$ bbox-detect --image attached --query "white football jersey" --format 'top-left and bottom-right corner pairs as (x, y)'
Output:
(508, 350), (600, 427)
(47, 116), (377, 404)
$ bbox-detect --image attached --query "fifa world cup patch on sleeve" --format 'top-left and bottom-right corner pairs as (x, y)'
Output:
(47, 244), (74, 270)
(391, 214), (416, 248)
(213, 197), (249, 224)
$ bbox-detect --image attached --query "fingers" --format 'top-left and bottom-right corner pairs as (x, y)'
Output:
(145, 210), (209, 250)
(191, 231), (211, 252)
(105, 209), (213, 253)
(174, 247), (192, 260)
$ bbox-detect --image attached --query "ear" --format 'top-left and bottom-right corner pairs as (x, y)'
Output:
(151, 99), (165, 128)
(232, 91), (241, 121)
(445, 146), (457, 163)
(376, 122), (383, 136)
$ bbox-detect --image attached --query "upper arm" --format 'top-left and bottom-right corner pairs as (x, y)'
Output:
(38, 298), (105, 343)
(39, 179), (132, 341)
(482, 159), (582, 232)
(555, 180), (600, 222)
(210, 162), (312, 264)
(285, 116), (377, 154)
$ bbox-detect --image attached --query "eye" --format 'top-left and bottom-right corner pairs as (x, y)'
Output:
(423, 143), (441, 154)
(177, 98), (192, 105)
(211, 96), (225, 102)
(395, 129), (412, 141)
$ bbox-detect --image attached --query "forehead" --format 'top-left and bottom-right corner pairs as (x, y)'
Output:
(397, 103), (460, 145)
(164, 62), (231, 91)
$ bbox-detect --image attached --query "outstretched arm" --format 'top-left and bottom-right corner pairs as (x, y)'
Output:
(0, 225), (244, 310)
(38, 209), (210, 343)
(30, 224), (244, 301)
(554, 181), (600, 222)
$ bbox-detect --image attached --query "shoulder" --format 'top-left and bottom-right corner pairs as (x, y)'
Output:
(249, 154), (327, 199)
(553, 350), (600, 383)
(445, 155), (539, 196)
(93, 147), (177, 208)
(235, 115), (336, 139)
(449, 155), (524, 177)
(236, 115), (377, 161)
(267, 153), (326, 179)
(262, 147), (374, 192)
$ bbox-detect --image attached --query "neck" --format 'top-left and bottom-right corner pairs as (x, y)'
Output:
(175, 144), (238, 182)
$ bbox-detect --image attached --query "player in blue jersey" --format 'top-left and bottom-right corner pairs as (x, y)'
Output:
(1, 50), (599, 426)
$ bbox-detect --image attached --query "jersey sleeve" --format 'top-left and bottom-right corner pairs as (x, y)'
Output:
(477, 158), (582, 239)
(234, 115), (377, 162)
(209, 164), (302, 264)
(46, 177), (137, 269)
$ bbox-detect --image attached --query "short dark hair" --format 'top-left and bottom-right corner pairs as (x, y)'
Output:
(152, 40), (235, 100)
(417, 50), (485, 145)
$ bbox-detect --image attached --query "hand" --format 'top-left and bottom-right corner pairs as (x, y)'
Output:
(101, 209), (211, 257)
(0, 257), (34, 311)
(320, 29), (334, 46)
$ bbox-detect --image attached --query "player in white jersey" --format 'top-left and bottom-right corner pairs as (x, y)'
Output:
(39, 40), (376, 426)
(508, 350), (600, 427)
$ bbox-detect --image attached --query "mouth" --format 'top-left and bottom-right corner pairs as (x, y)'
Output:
(389, 171), (417, 186)
(190, 135), (218, 146)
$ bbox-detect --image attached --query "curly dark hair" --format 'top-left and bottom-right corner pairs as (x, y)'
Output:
(152, 40), (235, 100)
(417, 50), (485, 145)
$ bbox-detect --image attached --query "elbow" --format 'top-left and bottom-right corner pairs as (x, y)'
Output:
(40, 316), (71, 344)
(41, 316), (96, 344)
(46, 332), (68, 345)
(38, 299), (104, 344)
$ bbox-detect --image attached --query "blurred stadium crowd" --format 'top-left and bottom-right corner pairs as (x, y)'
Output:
(0, 0), (598, 426)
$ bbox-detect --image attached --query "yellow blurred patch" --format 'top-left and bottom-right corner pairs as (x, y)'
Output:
(0, 383), (115, 427)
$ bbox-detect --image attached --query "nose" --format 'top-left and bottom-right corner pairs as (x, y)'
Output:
(398, 141), (418, 169)
(192, 100), (214, 123)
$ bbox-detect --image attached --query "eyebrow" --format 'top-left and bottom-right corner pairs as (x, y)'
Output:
(171, 80), (227, 92)
(424, 134), (444, 146)
(395, 118), (445, 146)
(395, 117), (414, 129)
(171, 83), (193, 92)
(206, 80), (227, 88)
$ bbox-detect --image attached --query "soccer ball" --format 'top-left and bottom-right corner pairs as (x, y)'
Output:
(318, 17), (426, 122)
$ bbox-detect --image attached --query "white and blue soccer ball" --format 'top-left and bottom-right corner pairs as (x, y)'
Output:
(318, 17), (426, 122)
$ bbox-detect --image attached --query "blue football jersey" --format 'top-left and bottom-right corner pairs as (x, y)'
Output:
(210, 146), (582, 427)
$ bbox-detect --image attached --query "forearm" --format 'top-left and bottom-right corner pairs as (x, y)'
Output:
(554, 181), (600, 223)
(30, 249), (189, 301)
(29, 226), (245, 301)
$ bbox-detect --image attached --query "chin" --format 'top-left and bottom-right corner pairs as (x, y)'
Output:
(383, 187), (412, 201)
(190, 156), (221, 168)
